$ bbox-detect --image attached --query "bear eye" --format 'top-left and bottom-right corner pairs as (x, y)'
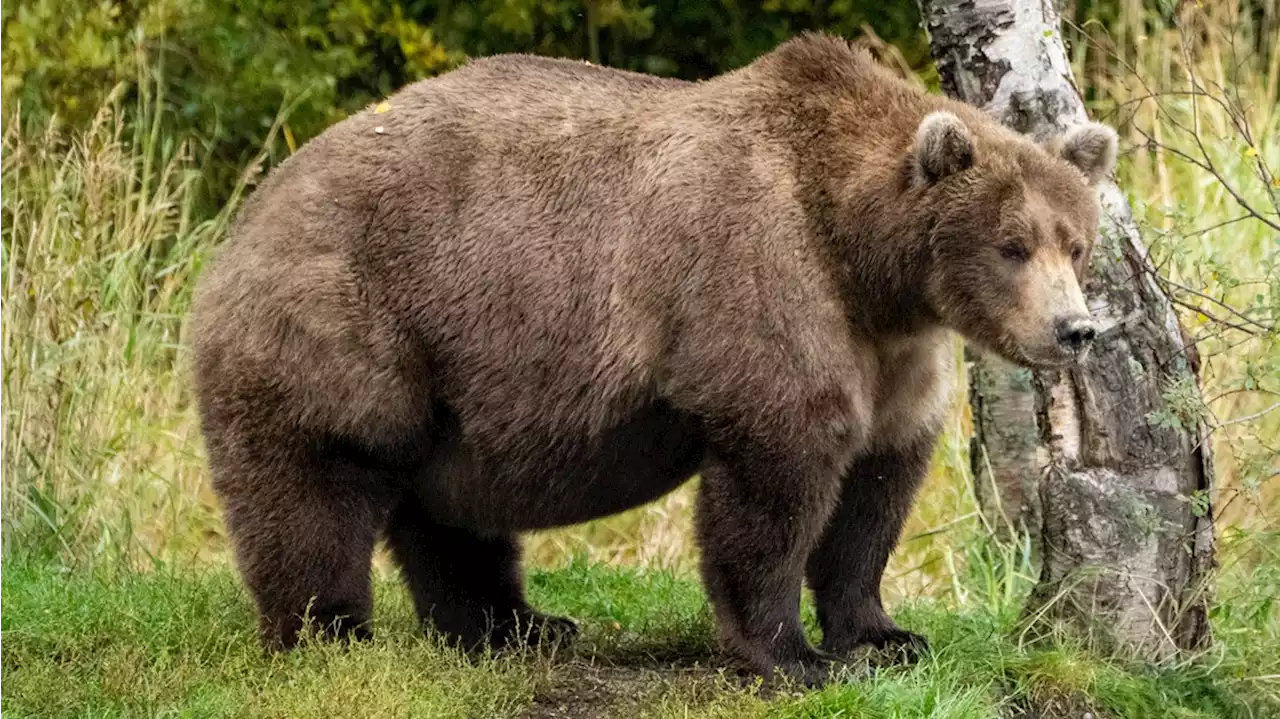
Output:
(1070, 245), (1084, 262)
(1000, 243), (1029, 263)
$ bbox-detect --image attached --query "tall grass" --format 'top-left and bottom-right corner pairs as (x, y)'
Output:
(1, 75), (249, 565)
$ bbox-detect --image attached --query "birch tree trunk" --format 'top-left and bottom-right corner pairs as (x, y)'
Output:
(918, 0), (1215, 658)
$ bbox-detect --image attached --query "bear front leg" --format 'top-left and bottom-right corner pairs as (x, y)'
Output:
(805, 436), (933, 660)
(696, 438), (847, 686)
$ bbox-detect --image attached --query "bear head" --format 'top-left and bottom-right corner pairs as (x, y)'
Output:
(912, 111), (1118, 369)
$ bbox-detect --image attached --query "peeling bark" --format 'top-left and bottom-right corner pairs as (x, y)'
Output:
(968, 348), (1043, 536)
(919, 0), (1214, 657)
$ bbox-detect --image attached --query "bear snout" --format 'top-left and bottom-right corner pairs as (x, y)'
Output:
(1054, 315), (1097, 356)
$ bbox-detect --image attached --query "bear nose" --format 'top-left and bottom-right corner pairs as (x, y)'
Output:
(1055, 316), (1097, 353)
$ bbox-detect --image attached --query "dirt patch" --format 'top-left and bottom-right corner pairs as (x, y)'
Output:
(516, 633), (920, 716)
(1005, 694), (1112, 719)
(520, 644), (748, 719)
(523, 663), (717, 719)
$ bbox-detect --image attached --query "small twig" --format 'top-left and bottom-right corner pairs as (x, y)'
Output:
(1170, 214), (1253, 238)
(1171, 298), (1265, 337)
(1158, 276), (1276, 333)
(1214, 401), (1280, 428)
(1206, 387), (1280, 404)
(1132, 128), (1280, 232)
(1133, 583), (1181, 655)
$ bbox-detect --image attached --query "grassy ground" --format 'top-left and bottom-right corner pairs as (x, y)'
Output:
(4, 547), (1277, 719)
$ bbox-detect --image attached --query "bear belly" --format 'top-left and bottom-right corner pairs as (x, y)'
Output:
(416, 399), (707, 533)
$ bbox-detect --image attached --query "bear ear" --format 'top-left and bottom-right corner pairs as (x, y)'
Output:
(914, 111), (975, 184)
(1055, 122), (1118, 184)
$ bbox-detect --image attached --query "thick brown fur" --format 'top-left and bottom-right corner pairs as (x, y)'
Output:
(191, 33), (1115, 684)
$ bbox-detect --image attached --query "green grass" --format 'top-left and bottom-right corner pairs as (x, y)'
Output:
(3, 550), (1276, 719)
(0, 555), (539, 718)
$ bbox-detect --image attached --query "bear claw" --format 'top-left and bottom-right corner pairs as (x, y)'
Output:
(497, 611), (579, 648)
(821, 626), (929, 665)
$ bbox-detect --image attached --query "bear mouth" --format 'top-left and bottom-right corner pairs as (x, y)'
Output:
(980, 329), (1092, 370)
(1012, 343), (1092, 370)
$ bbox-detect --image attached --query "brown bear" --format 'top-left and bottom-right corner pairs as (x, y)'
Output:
(191, 32), (1116, 684)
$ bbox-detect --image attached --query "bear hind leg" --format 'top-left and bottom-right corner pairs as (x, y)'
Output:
(385, 496), (577, 652)
(216, 448), (398, 651)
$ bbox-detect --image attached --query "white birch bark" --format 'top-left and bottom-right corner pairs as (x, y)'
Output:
(919, 0), (1215, 657)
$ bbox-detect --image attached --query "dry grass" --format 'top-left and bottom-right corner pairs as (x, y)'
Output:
(3, 82), (225, 565)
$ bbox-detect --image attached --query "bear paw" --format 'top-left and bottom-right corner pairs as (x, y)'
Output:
(754, 646), (867, 689)
(821, 625), (929, 665)
(495, 611), (579, 649)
